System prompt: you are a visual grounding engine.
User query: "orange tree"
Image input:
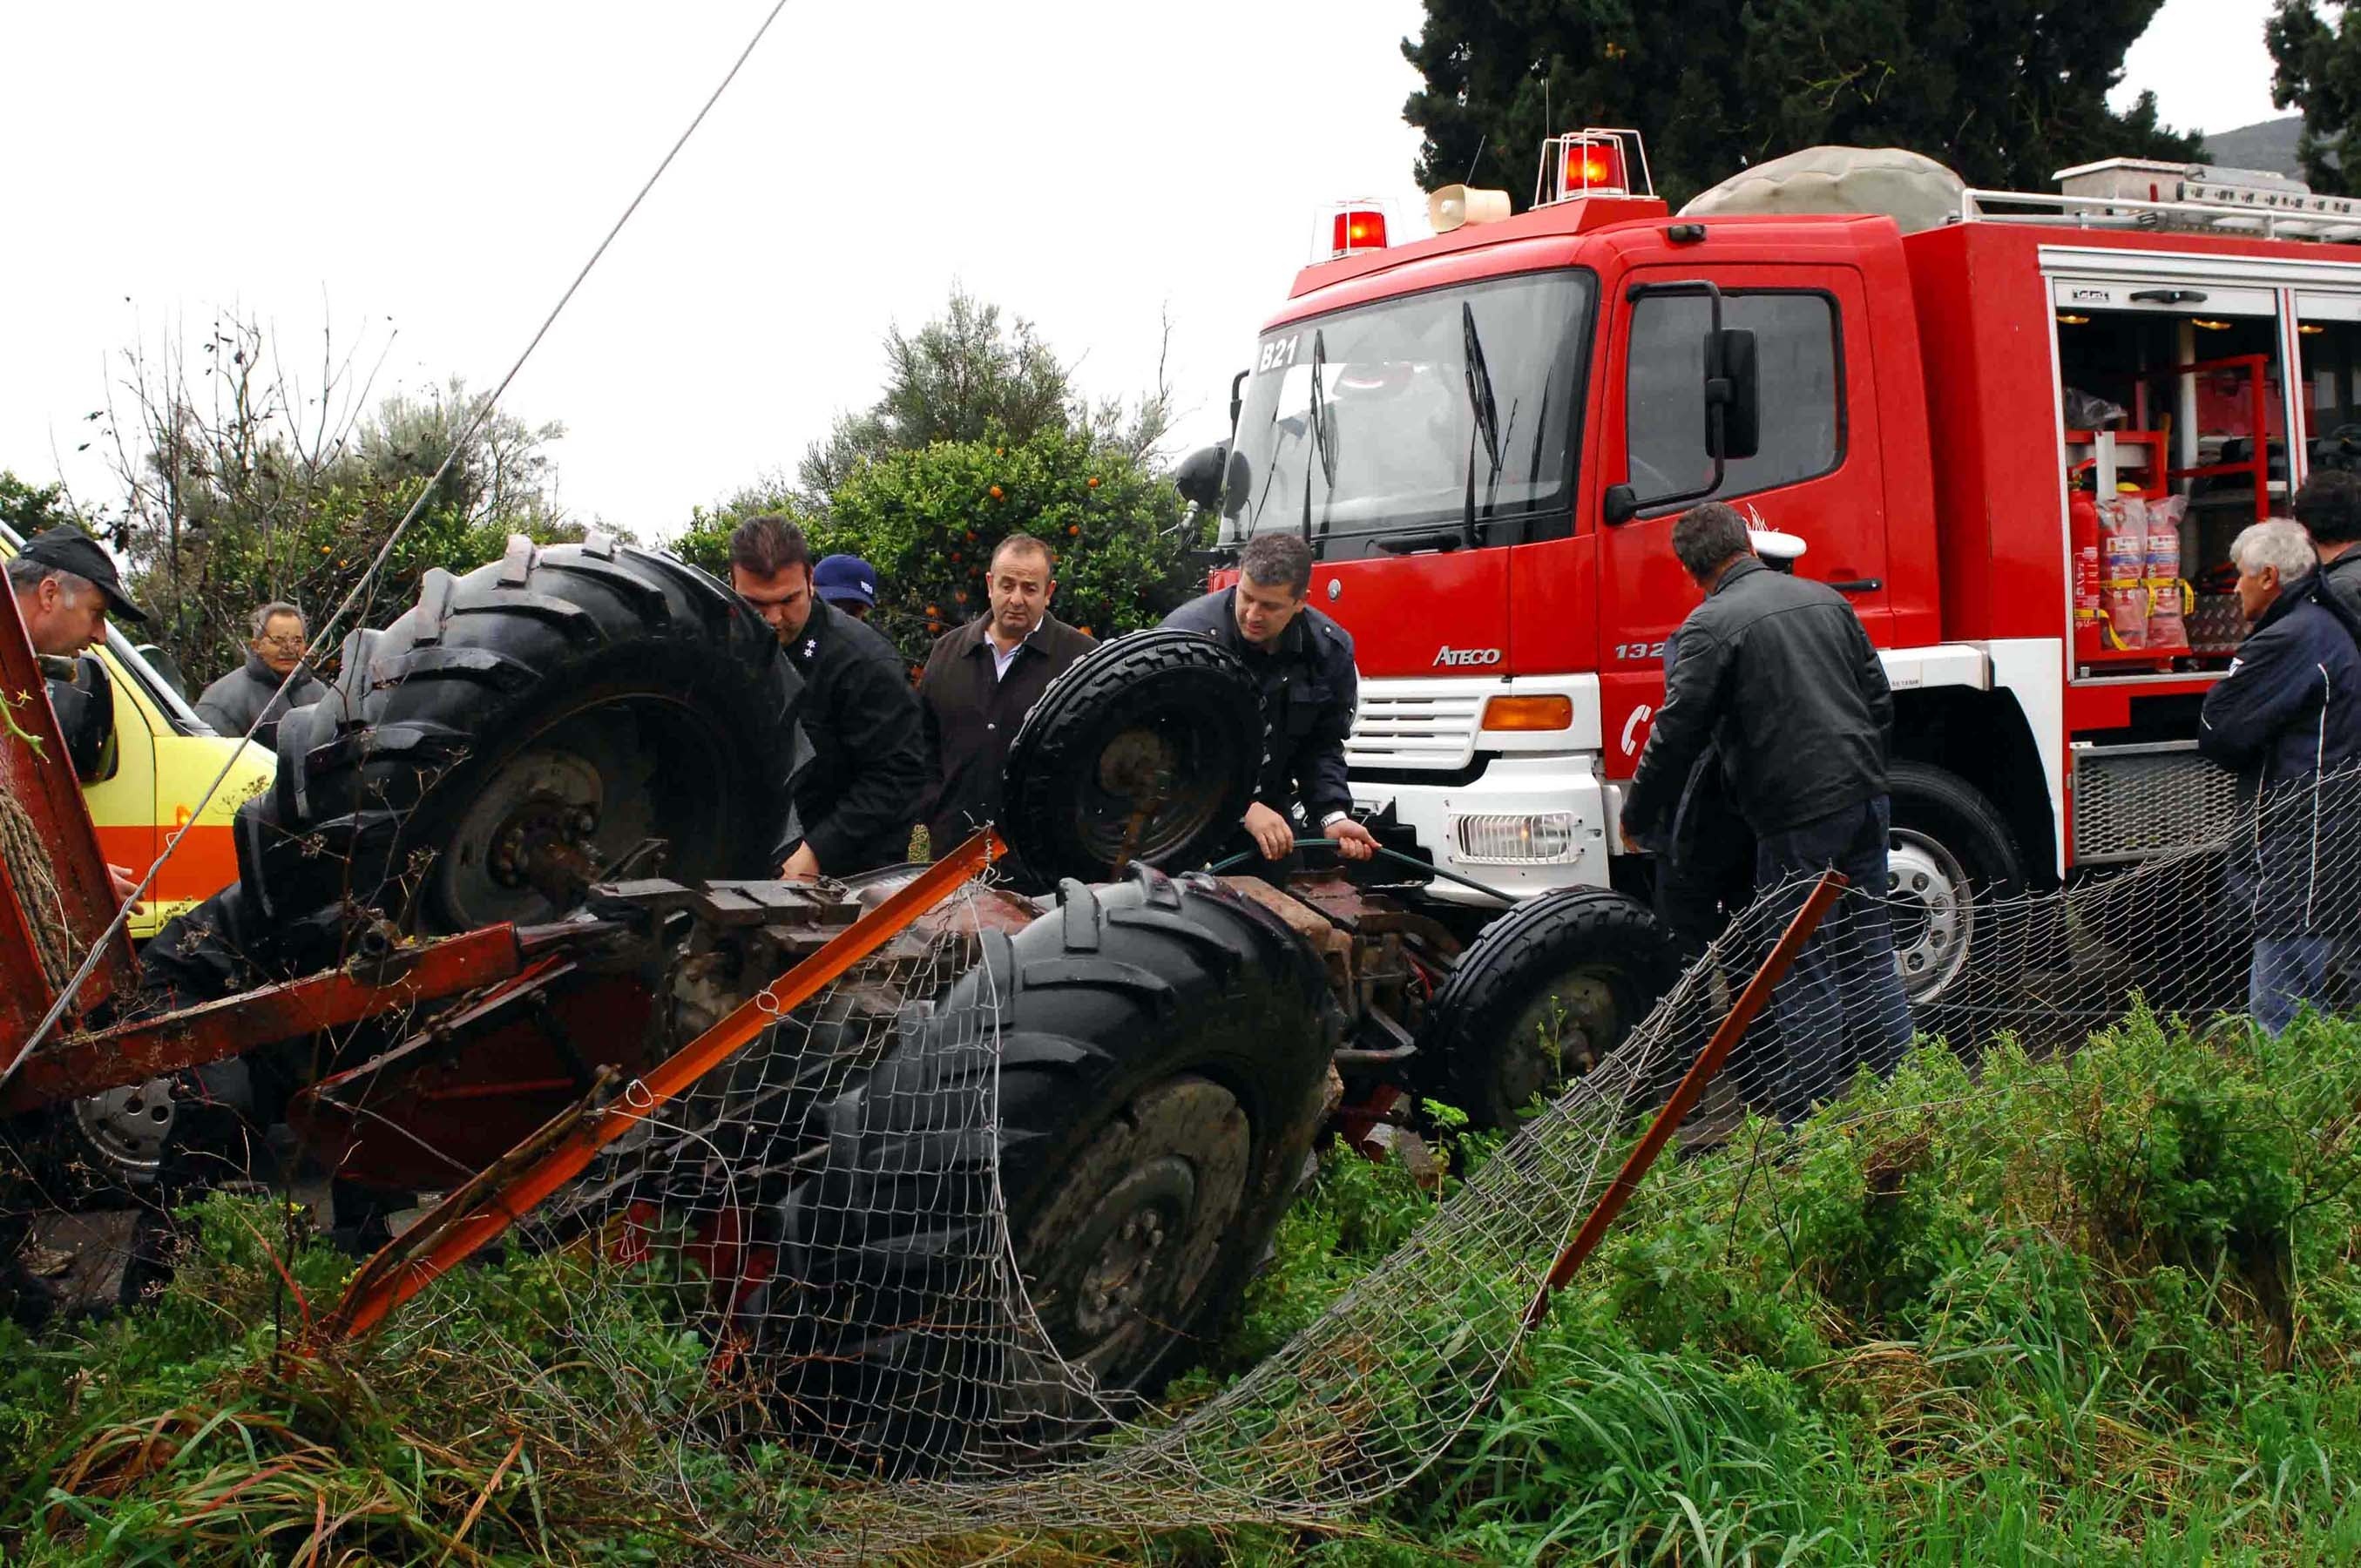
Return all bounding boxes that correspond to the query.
[677,427,1211,668]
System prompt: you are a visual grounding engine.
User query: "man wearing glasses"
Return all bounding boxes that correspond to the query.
[195,601,326,749]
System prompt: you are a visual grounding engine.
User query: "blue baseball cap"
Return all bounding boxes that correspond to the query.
[812,554,879,609]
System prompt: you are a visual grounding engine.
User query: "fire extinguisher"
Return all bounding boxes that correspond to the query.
[2071,482,2103,661]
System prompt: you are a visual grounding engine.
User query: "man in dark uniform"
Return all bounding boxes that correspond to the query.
[1162,532,1379,866]
[727,515,929,878]
[917,532,1094,880]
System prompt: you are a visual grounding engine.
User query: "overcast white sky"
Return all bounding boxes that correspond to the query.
[0,0,2294,544]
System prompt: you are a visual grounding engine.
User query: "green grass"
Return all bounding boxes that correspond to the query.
[0,1199,829,1565]
[10,1009,2361,1563]
[1171,1007,2361,1565]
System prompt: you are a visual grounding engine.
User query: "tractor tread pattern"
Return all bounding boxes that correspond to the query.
[234,537,795,928]
[1420,887,1681,1128]
[757,869,1335,1470]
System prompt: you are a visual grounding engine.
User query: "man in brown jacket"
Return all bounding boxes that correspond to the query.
[917,533,1094,881]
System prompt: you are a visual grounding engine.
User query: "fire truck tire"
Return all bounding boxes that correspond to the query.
[1884,762,2023,1006]
[999,630,1262,883]
[1421,887,1685,1130]
[749,863,1335,1472]
[235,534,798,934]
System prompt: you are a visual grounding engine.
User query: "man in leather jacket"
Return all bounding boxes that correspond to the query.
[1620,502,1911,1122]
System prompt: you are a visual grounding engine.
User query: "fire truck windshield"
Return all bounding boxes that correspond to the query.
[1220,271,1593,558]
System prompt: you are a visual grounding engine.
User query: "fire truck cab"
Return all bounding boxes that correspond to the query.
[1190,133,2361,996]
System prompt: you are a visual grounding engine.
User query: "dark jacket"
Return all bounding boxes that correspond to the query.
[2198,579,2361,938]
[1641,631,1755,951]
[1622,556,1891,840]
[917,612,1095,853]
[1161,587,1359,822]
[2316,547,2361,646]
[42,654,115,783]
[773,596,930,875]
[193,652,326,749]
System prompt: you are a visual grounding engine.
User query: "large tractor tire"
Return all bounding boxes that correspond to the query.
[748,864,1337,1472]
[1000,630,1262,884]
[1884,761,2024,1007]
[237,532,800,934]
[1421,888,1684,1130]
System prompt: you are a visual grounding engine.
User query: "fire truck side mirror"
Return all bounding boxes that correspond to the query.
[1707,328,1760,462]
[1603,483,1641,524]
[1175,443,1230,511]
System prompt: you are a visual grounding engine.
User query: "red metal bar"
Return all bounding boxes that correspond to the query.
[0,923,526,1114]
[0,584,137,1053]
[2159,353,2272,524]
[1521,870,1847,1329]
[321,829,1004,1342]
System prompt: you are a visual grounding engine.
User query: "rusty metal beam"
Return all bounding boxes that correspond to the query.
[321,829,1005,1342]
[0,923,527,1114]
[0,587,136,1055]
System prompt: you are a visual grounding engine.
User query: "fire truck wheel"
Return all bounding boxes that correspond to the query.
[1422,888,1685,1130]
[999,631,1262,884]
[235,534,799,935]
[748,863,1336,1473]
[1884,762,2023,1005]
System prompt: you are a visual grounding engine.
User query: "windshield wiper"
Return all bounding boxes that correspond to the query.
[1302,328,1335,548]
[1460,302,1502,547]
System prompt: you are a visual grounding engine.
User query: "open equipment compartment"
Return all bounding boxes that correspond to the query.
[2055,285,2282,675]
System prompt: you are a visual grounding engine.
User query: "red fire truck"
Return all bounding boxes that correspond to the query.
[1184,131,2361,1001]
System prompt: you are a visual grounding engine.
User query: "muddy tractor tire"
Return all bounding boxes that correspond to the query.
[752,863,1336,1471]
[1421,888,1684,1130]
[1885,761,2025,1007]
[237,533,800,934]
[999,630,1262,884]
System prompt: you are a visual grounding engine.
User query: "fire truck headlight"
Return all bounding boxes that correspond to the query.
[1454,812,1580,864]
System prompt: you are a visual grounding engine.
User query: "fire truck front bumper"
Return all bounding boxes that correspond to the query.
[1350,753,1614,904]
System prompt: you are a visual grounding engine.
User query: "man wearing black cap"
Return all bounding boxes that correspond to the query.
[8,526,150,904]
[7,526,145,780]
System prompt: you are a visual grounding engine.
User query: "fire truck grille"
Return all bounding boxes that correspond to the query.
[1346,686,1488,771]
[2072,744,2240,865]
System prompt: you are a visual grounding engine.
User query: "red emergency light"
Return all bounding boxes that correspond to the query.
[1329,206,1388,257]
[1535,129,1651,207]
[1559,136,1627,197]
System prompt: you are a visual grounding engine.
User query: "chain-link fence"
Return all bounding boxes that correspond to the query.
[10,758,2359,1562]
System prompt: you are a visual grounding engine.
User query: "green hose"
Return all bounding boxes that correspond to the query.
[1205,837,1517,904]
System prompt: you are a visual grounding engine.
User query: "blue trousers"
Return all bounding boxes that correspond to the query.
[1740,796,1916,1124]
[2249,936,2350,1034]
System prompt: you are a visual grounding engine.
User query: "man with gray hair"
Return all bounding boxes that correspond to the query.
[1620,501,1910,1123]
[194,600,325,750]
[9,526,150,901]
[8,525,147,780]
[2200,517,2361,1032]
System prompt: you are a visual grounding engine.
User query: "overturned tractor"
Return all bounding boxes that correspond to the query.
[2,535,1685,1470]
